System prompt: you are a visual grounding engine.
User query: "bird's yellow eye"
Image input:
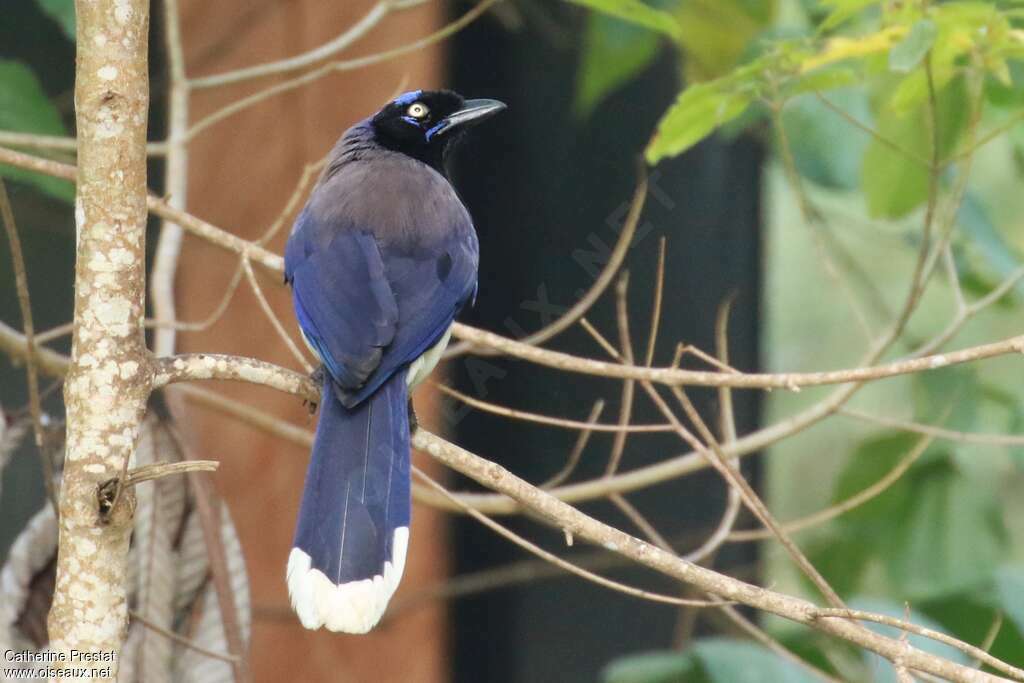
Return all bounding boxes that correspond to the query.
[407,103,429,119]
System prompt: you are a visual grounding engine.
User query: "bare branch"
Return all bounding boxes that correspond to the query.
[185,0,501,141]
[682,299,742,564]
[190,1,404,89]
[241,257,314,373]
[411,428,1014,682]
[605,273,636,475]
[151,0,190,358]
[130,609,239,664]
[413,467,729,609]
[123,460,219,486]
[0,130,166,155]
[446,164,647,358]
[814,609,1024,681]
[3,145,1021,392]
[541,401,604,488]
[152,353,317,401]
[0,178,58,514]
[435,383,670,433]
[839,408,1024,446]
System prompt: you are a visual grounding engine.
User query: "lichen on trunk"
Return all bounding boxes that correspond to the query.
[47,0,152,678]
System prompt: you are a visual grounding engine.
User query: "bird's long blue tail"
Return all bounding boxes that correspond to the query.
[287,371,411,633]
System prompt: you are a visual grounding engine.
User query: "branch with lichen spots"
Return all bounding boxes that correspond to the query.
[153,353,317,401]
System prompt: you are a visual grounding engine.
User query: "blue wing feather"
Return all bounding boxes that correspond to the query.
[286,206,477,407]
[287,213,399,393]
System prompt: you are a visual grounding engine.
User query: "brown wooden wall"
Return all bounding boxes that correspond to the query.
[175,2,451,680]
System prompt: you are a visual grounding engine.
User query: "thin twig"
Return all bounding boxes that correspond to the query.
[644,237,667,367]
[0,177,58,514]
[670,383,847,609]
[584,313,850,609]
[241,257,314,372]
[186,0,501,142]
[682,298,742,564]
[435,383,671,433]
[814,92,930,168]
[839,408,1024,446]
[166,424,251,683]
[258,158,328,246]
[542,401,604,488]
[189,0,406,89]
[727,433,932,542]
[413,467,731,609]
[719,605,844,683]
[4,145,1022,392]
[412,428,1015,682]
[974,613,1004,670]
[609,493,674,552]
[446,162,647,358]
[129,610,239,664]
[35,263,246,344]
[605,273,636,475]
[0,130,166,155]
[772,88,874,342]
[151,0,190,359]
[123,460,219,486]
[814,609,1024,681]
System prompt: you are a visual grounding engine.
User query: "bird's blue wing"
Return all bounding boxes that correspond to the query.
[286,213,399,393]
[345,234,478,405]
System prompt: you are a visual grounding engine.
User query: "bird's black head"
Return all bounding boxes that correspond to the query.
[371,90,506,173]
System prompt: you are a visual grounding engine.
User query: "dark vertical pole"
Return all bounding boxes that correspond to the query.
[447,6,764,682]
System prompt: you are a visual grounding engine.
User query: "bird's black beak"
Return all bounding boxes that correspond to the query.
[428,99,506,139]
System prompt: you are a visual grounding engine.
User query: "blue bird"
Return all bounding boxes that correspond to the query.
[284,90,505,633]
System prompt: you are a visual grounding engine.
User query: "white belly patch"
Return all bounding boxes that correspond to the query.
[406,326,453,388]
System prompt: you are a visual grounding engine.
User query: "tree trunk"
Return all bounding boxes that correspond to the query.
[47,0,151,678]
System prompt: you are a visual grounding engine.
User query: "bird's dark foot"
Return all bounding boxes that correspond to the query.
[304,366,326,415]
[408,399,419,433]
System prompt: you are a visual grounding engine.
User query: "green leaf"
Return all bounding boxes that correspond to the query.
[886,458,1006,599]
[888,19,937,73]
[957,194,1024,301]
[801,24,907,72]
[566,0,682,43]
[575,14,662,117]
[35,0,76,41]
[646,81,752,163]
[783,65,858,97]
[862,77,967,218]
[860,106,929,218]
[824,431,1006,599]
[805,433,921,597]
[982,386,1024,467]
[601,651,698,683]
[850,597,970,683]
[0,60,74,202]
[834,433,920,526]
[818,0,884,31]
[781,87,868,189]
[994,566,1024,636]
[911,365,977,433]
[693,639,819,683]
[674,0,777,82]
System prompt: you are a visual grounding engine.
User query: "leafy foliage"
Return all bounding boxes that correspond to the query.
[575,14,663,116]
[601,639,821,683]
[35,0,75,41]
[576,0,1024,679]
[0,60,73,202]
